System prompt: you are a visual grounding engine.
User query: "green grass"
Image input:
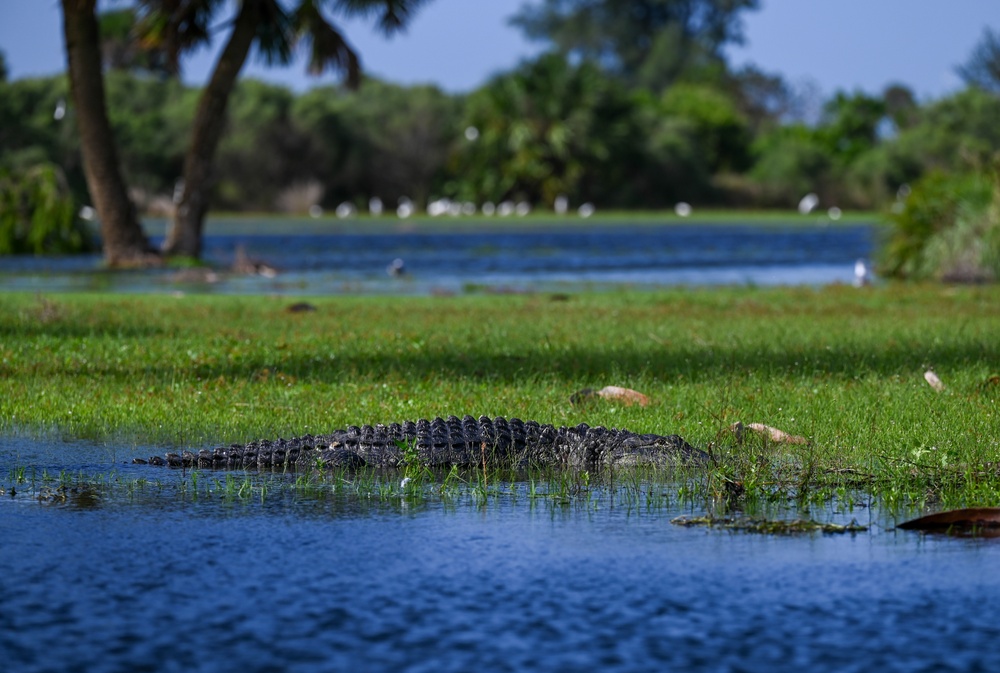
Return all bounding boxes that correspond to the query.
[137,208,880,237]
[1,284,998,509]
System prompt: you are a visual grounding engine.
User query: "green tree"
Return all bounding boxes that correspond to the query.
[630,93,709,205]
[0,163,94,255]
[452,53,637,206]
[104,72,195,199]
[726,64,794,133]
[658,83,750,173]
[351,80,458,205]
[816,91,887,167]
[0,76,72,170]
[510,0,759,91]
[842,86,1000,209]
[213,79,319,210]
[748,124,831,207]
[882,83,918,131]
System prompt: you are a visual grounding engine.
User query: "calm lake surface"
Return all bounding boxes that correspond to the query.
[2,436,999,673]
[0,218,877,295]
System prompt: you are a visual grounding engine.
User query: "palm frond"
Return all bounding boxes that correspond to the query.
[134,0,224,75]
[253,0,295,66]
[295,1,361,87]
[332,0,428,36]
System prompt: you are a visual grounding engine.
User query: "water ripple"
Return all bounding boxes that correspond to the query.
[3,485,1000,672]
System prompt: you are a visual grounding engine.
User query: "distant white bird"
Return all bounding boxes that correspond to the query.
[853,259,870,287]
[427,198,450,217]
[369,197,383,216]
[674,202,692,217]
[578,203,595,218]
[397,197,414,219]
[798,193,819,215]
[387,258,406,277]
[827,207,842,221]
[554,195,569,215]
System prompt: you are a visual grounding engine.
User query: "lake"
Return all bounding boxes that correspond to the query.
[2,436,999,673]
[0,217,877,295]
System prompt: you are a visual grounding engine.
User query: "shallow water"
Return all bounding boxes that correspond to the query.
[0,219,876,295]
[3,437,999,673]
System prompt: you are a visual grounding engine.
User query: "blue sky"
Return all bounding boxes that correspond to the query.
[1,1,998,101]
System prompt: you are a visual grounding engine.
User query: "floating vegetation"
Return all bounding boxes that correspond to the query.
[670,515,868,535]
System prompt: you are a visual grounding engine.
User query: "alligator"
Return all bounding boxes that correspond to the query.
[133,415,707,471]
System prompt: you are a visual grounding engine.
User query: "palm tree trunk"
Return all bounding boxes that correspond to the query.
[61,0,155,267]
[162,0,262,258]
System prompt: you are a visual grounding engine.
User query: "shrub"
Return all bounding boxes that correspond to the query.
[0,162,95,254]
[879,170,999,281]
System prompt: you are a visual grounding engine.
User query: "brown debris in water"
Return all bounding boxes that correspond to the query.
[671,515,867,535]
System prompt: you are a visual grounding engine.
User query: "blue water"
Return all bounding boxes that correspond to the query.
[2,436,998,673]
[0,220,877,294]
[2,476,998,673]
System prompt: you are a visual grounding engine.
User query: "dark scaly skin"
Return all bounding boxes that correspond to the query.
[134,415,708,471]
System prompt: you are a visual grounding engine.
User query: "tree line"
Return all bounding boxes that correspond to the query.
[2,0,1000,279]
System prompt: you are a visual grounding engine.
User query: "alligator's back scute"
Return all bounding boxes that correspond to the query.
[136,415,708,471]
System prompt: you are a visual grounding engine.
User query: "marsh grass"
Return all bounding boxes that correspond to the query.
[1,285,998,509]
[0,460,704,517]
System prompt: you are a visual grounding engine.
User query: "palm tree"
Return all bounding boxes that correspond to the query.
[61,0,155,267]
[136,0,428,258]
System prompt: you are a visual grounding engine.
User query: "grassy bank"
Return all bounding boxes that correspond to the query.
[1,285,997,507]
[137,209,880,237]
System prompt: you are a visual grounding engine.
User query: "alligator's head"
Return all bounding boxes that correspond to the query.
[609,433,708,467]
